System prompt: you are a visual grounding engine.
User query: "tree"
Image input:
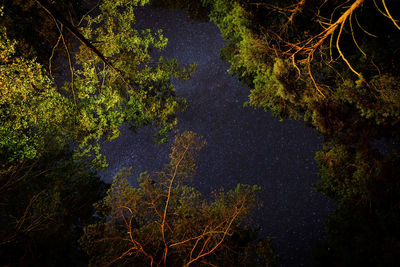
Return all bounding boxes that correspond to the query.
[0,26,73,162]
[203,0,400,131]
[0,0,79,63]
[80,131,276,266]
[1,0,195,265]
[200,0,400,265]
[0,148,107,266]
[1,0,196,167]
[313,139,400,266]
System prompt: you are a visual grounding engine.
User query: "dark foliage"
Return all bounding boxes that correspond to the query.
[0,149,107,266]
[2,0,400,265]
[199,0,400,265]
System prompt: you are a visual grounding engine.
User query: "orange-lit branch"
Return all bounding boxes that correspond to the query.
[273,0,365,96]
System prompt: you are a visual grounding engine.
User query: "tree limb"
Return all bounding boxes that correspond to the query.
[35,0,133,90]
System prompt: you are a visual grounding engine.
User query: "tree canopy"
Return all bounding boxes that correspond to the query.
[198,0,400,265]
[1,0,400,265]
[80,131,276,267]
[1,0,196,166]
[0,0,195,265]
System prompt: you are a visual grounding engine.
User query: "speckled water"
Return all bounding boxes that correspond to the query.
[100,7,334,266]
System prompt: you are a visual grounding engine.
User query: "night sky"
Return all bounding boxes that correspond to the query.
[100,7,334,266]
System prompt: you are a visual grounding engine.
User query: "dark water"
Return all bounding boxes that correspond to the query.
[100,8,334,266]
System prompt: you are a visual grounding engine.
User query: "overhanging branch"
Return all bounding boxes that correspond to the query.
[35,0,133,90]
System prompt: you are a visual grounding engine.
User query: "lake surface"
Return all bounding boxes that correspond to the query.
[100,7,334,266]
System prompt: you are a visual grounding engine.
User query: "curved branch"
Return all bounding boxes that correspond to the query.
[381,0,400,30]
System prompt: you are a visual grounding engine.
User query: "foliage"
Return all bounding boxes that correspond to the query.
[205,0,400,133]
[0,0,81,62]
[0,27,71,161]
[0,5,108,265]
[69,0,196,164]
[203,0,400,265]
[1,0,196,167]
[2,0,400,265]
[0,149,107,266]
[313,140,400,266]
[1,0,197,265]
[315,140,400,205]
[80,131,276,266]
[312,134,400,266]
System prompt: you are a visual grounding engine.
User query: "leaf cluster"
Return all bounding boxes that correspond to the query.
[0,27,72,161]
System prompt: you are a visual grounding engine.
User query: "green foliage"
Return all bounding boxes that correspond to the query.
[206,1,313,120]
[2,0,400,264]
[1,0,196,166]
[247,58,305,119]
[205,0,400,265]
[1,0,198,265]
[343,74,400,125]
[314,145,400,266]
[0,27,71,161]
[206,0,400,136]
[314,141,399,204]
[80,132,276,266]
[0,0,79,62]
[69,0,196,162]
[1,14,108,265]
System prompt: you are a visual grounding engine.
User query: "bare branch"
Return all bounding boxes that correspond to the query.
[161,143,190,266]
